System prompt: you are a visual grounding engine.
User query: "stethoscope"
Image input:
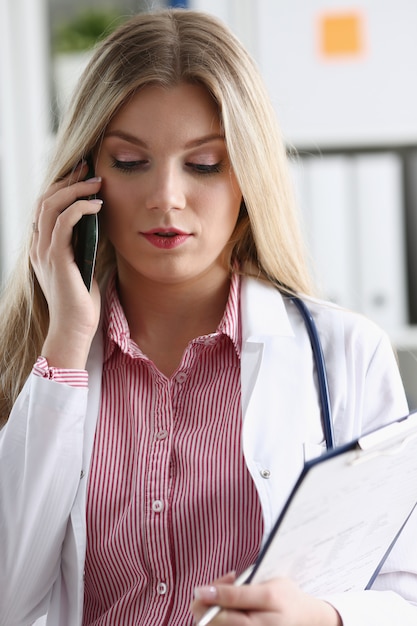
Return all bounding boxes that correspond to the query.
[290,296,335,451]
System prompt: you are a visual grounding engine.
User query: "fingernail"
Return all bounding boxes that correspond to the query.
[89,198,103,205]
[194,586,218,601]
[86,176,101,183]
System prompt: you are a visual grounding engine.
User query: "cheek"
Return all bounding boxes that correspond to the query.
[215,185,242,231]
[203,175,241,215]
[202,198,240,249]
[100,182,132,230]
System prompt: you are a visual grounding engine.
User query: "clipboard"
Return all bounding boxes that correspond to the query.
[247,410,417,594]
[197,411,417,625]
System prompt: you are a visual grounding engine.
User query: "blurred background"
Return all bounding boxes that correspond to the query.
[2,0,417,405]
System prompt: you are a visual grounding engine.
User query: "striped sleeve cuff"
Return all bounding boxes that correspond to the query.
[33,356,89,388]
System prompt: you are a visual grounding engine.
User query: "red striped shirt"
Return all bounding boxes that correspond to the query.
[82,272,263,625]
[33,356,88,387]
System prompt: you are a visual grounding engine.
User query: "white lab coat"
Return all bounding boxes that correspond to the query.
[1,276,416,626]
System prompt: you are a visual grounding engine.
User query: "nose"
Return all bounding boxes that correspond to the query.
[144,163,186,212]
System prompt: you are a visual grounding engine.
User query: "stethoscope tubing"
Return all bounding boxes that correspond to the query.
[290,297,335,450]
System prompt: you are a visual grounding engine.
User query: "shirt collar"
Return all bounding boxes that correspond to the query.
[103,271,242,363]
[103,272,132,362]
[217,271,241,356]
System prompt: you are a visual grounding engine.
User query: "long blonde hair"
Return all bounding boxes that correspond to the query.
[0,8,314,422]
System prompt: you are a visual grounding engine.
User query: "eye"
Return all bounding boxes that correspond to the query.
[111,158,148,173]
[187,162,223,175]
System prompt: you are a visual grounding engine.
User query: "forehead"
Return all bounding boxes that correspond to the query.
[107,83,222,138]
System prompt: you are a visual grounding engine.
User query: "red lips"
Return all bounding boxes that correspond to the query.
[141,228,191,249]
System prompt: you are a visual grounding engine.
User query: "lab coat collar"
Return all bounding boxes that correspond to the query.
[241,275,294,341]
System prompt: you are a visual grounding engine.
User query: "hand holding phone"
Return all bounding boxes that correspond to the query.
[72,160,100,291]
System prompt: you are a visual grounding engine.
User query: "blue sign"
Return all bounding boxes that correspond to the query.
[168,0,189,6]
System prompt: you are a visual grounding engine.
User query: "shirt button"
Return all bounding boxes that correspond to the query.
[260,469,271,479]
[152,500,164,513]
[175,372,187,383]
[155,430,169,441]
[157,582,167,595]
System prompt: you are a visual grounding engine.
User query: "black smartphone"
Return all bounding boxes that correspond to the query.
[72,159,99,291]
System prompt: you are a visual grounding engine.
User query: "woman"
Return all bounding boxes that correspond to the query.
[0,9,416,626]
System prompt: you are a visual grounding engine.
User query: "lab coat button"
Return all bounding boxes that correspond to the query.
[260,469,271,479]
[80,470,85,479]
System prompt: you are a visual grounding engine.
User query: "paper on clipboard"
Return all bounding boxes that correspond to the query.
[247,411,417,595]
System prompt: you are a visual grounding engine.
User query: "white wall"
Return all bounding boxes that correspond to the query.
[256,0,417,148]
[0,0,52,283]
[189,0,258,58]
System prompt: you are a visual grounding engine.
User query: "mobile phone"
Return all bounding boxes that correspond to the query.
[72,159,99,291]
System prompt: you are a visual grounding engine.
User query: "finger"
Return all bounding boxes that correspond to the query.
[41,197,102,252]
[38,176,102,222]
[193,572,236,606]
[33,177,102,249]
[30,198,102,274]
[52,198,102,244]
[191,573,236,622]
[33,161,98,226]
[196,579,287,613]
[194,572,236,602]
[192,583,276,626]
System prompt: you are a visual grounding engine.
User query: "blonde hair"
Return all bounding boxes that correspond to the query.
[0,8,314,422]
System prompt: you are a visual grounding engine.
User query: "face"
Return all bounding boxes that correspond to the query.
[96,82,242,289]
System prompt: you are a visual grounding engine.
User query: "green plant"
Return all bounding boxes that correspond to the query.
[53,9,127,54]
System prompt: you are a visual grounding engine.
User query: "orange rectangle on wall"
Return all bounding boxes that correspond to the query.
[320,12,364,57]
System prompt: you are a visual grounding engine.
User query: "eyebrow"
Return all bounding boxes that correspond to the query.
[104,130,225,148]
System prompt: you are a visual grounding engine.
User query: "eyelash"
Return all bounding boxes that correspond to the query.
[111,159,146,173]
[188,162,223,175]
[110,159,223,176]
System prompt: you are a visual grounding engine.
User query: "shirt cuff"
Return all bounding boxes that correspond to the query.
[33,356,89,388]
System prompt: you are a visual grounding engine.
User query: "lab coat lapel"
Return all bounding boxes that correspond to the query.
[240,277,293,415]
[60,328,103,624]
[240,277,320,532]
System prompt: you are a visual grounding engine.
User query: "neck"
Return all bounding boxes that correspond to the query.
[115,267,232,376]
